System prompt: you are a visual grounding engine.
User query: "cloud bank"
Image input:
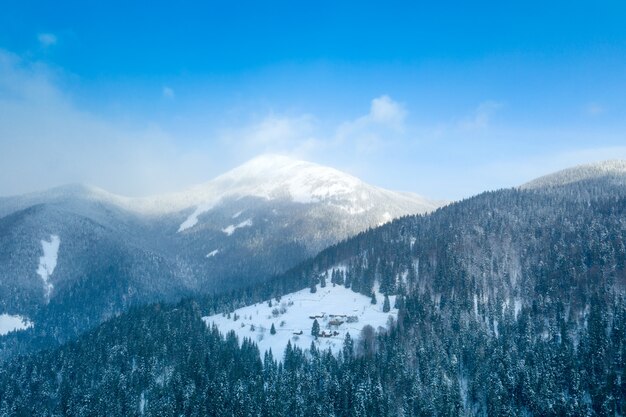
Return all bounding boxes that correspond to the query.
[0,50,411,197]
[0,48,623,201]
[0,50,215,196]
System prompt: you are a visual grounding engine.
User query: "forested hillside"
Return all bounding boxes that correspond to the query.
[0,155,438,360]
[1,175,624,416]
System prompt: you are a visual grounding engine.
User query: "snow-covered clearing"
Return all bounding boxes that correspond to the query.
[0,314,33,336]
[222,218,253,236]
[37,234,60,301]
[203,282,397,359]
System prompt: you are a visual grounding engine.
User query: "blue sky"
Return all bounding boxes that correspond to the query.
[1,1,625,199]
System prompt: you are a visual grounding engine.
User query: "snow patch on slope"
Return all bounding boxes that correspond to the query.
[0,314,33,336]
[178,201,219,232]
[36,234,60,301]
[222,218,253,236]
[203,282,397,360]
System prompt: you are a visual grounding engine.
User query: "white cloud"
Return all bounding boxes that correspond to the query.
[0,52,411,197]
[218,114,321,159]
[245,115,314,147]
[339,95,407,134]
[460,100,502,130]
[334,95,408,153]
[0,50,219,197]
[224,95,408,159]
[368,95,407,129]
[37,33,57,47]
[162,86,175,99]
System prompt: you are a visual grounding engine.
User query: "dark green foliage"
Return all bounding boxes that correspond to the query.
[383,295,390,313]
[311,319,320,338]
[1,179,625,415]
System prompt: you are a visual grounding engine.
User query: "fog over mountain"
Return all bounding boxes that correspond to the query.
[0,154,441,357]
[1,160,624,416]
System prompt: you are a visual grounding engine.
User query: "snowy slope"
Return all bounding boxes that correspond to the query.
[36,234,60,302]
[522,160,626,189]
[203,278,397,359]
[0,154,435,358]
[0,314,33,336]
[174,154,441,232]
[0,154,442,228]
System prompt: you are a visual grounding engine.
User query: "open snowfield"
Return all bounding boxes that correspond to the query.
[37,234,60,301]
[0,314,33,336]
[203,280,397,359]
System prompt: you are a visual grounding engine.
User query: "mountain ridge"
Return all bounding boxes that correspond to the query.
[521,159,626,189]
[0,154,443,359]
[1,161,623,415]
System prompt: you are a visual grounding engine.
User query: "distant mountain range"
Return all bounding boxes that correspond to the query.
[0,154,441,356]
[1,159,624,415]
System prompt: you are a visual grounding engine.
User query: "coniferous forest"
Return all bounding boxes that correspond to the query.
[2,2,626,415]
[0,177,624,416]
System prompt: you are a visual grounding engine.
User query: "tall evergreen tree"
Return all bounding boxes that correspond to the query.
[383,294,391,312]
[311,319,320,339]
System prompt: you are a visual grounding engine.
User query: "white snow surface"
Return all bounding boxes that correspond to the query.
[206,249,219,258]
[222,218,253,236]
[0,314,33,336]
[173,155,440,232]
[177,200,219,232]
[139,392,146,415]
[203,280,397,360]
[379,211,392,225]
[1,154,441,232]
[36,234,60,301]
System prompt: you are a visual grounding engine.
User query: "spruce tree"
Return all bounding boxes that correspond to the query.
[270,323,276,335]
[311,319,320,338]
[337,270,344,285]
[343,332,354,362]
[383,295,391,312]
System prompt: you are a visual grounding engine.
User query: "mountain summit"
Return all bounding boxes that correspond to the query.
[0,154,442,357]
[172,154,440,231]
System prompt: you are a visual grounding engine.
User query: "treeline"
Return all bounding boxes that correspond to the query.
[0,283,623,416]
[1,179,625,415]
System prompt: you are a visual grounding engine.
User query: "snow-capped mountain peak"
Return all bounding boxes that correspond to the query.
[0,154,442,233]
[211,154,363,203]
[175,154,440,232]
